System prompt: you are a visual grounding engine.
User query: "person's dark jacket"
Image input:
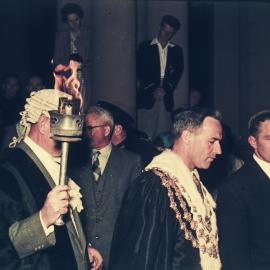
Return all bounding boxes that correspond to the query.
[109,170,201,270]
[137,40,184,112]
[217,158,270,270]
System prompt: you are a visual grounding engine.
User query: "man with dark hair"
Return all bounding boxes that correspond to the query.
[109,107,222,270]
[61,3,84,23]
[217,109,270,270]
[137,14,184,139]
[71,106,143,269]
[161,14,181,32]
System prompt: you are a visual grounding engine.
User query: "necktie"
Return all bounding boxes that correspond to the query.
[92,151,101,181]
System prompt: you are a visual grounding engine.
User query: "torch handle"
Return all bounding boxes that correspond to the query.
[59,142,69,185]
[55,141,70,226]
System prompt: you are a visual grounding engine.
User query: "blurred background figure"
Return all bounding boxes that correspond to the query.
[54,2,91,111]
[137,15,184,140]
[189,88,203,107]
[0,73,24,153]
[25,74,46,97]
[153,131,174,152]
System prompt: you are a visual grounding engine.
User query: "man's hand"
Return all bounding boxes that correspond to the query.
[88,246,103,270]
[153,87,165,101]
[40,185,70,228]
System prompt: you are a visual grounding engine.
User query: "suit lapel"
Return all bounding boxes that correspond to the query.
[18,142,55,188]
[165,46,173,77]
[249,158,270,186]
[98,146,120,208]
[153,44,161,77]
[86,164,100,208]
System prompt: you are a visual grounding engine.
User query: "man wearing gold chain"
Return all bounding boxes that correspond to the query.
[109,107,222,270]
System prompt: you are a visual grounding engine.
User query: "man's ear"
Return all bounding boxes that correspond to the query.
[38,114,50,134]
[182,129,192,144]
[114,124,123,136]
[248,135,257,150]
[104,125,112,137]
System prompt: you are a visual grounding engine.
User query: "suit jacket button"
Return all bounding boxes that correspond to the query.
[95,235,100,240]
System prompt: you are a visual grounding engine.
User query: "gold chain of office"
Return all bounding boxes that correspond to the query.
[153,168,219,259]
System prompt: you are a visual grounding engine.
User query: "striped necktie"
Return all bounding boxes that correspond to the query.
[92,151,101,181]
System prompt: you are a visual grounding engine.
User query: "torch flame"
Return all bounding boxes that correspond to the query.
[53,59,84,111]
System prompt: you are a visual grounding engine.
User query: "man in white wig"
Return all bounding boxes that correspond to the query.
[109,107,223,270]
[0,89,102,270]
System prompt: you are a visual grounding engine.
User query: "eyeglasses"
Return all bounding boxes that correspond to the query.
[85,124,107,131]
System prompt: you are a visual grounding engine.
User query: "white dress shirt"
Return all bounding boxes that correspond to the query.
[150,37,175,79]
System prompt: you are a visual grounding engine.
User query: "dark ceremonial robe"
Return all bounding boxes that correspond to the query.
[137,40,184,112]
[0,143,89,270]
[217,158,270,270]
[109,170,201,270]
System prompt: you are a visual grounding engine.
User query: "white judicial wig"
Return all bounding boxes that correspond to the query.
[9,89,71,147]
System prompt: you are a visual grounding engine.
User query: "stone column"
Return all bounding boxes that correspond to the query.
[91,0,136,117]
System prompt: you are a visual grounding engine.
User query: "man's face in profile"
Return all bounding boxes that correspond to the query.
[188,117,222,169]
[248,119,270,163]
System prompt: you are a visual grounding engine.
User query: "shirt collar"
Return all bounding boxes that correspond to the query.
[93,143,112,158]
[24,136,55,162]
[150,37,175,48]
[253,154,270,178]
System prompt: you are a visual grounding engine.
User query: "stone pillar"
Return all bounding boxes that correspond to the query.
[214,2,240,135]
[136,1,189,109]
[91,0,136,117]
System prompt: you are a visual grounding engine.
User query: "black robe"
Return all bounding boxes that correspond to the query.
[109,170,201,270]
[0,144,88,270]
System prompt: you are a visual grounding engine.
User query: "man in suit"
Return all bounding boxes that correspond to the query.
[0,89,102,270]
[109,107,223,270]
[217,109,270,270]
[72,105,143,269]
[137,15,184,139]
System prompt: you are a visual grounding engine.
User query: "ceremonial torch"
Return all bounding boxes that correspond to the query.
[50,55,84,225]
